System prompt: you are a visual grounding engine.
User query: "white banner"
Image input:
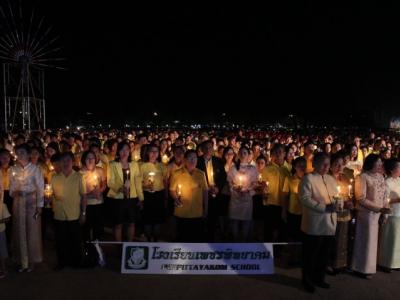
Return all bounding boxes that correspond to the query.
[121,243,274,275]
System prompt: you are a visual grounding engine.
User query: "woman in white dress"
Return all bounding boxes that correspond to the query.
[378,158,400,271]
[352,154,391,278]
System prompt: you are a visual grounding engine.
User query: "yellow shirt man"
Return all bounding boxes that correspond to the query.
[51,170,85,221]
[305,156,314,174]
[282,174,302,215]
[169,168,208,218]
[262,162,290,207]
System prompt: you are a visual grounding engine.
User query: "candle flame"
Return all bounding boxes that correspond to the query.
[337,186,341,194]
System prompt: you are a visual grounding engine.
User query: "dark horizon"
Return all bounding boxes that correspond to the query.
[3,1,400,127]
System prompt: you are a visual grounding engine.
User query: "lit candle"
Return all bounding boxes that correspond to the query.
[148,171,156,192]
[337,186,341,196]
[44,184,53,198]
[348,184,352,197]
[93,174,98,189]
[161,154,169,164]
[176,184,183,207]
[124,170,130,189]
[238,175,243,188]
[49,165,54,171]
[148,172,155,182]
[177,184,182,197]
[350,178,354,184]
[258,173,263,183]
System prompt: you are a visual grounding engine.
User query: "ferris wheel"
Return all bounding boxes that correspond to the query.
[0,0,65,132]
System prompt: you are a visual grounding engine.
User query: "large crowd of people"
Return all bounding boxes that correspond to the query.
[0,127,399,293]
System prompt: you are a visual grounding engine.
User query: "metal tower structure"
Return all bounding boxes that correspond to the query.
[0,0,64,132]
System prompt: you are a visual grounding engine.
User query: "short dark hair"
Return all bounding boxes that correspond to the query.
[362,154,381,172]
[291,156,306,175]
[15,143,31,154]
[384,158,399,176]
[50,152,61,163]
[312,152,330,167]
[46,141,60,154]
[60,151,74,161]
[172,144,185,154]
[200,140,213,151]
[270,143,285,156]
[330,152,344,166]
[184,149,197,159]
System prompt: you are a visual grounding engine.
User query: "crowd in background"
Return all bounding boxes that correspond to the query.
[0,128,399,293]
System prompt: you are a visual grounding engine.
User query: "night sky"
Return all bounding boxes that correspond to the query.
[8,1,400,126]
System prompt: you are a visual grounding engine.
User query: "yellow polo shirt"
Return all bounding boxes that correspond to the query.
[305,156,314,174]
[282,174,302,215]
[140,162,168,192]
[262,162,290,206]
[170,168,208,218]
[51,170,85,221]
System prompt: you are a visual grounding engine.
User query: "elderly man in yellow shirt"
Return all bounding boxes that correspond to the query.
[170,150,208,242]
[262,143,290,243]
[51,152,86,270]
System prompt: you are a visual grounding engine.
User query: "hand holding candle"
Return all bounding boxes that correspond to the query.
[124,170,130,197]
[237,174,243,192]
[380,198,393,214]
[175,184,183,207]
[44,184,53,208]
[335,185,344,211]
[93,174,98,189]
[348,184,352,198]
[44,184,53,198]
[148,172,156,192]
[161,154,169,164]
[258,173,263,184]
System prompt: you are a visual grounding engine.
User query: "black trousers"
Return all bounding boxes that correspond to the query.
[263,205,285,242]
[206,194,219,242]
[302,233,334,285]
[3,191,13,244]
[176,217,204,242]
[287,212,302,242]
[54,220,82,267]
[41,207,54,240]
[83,204,104,241]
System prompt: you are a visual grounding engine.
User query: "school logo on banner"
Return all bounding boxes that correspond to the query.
[125,246,149,270]
[121,243,274,275]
